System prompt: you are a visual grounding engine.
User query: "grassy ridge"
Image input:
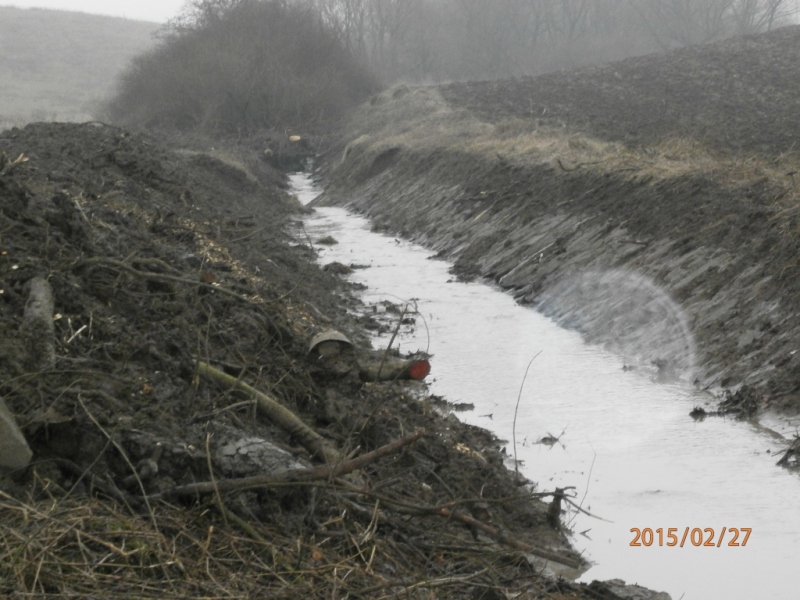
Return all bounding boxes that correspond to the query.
[0,7,158,128]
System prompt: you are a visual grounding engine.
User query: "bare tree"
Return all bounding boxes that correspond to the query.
[635,0,791,49]
[365,0,424,77]
[167,0,247,32]
[292,0,798,83]
[109,0,378,132]
[730,0,789,33]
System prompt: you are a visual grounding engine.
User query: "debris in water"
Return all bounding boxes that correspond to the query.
[689,406,708,421]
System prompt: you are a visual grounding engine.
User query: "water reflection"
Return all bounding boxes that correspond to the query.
[293,174,800,600]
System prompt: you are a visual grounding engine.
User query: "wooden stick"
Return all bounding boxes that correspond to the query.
[154,429,425,499]
[197,361,341,463]
[375,304,407,380]
[21,277,56,371]
[0,152,28,176]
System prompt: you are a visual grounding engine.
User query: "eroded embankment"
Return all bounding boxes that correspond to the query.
[319,86,800,417]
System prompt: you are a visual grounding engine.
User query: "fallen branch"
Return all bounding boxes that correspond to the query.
[562,495,613,522]
[76,256,302,307]
[0,151,28,176]
[197,361,341,463]
[152,429,425,499]
[0,396,33,470]
[533,485,612,524]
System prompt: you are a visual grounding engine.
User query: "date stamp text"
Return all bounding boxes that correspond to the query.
[630,527,751,547]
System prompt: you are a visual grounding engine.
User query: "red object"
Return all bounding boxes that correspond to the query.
[408,359,431,380]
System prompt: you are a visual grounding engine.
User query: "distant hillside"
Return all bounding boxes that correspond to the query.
[441,24,800,157]
[0,7,159,128]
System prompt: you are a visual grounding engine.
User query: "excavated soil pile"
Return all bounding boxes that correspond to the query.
[0,122,633,599]
[320,25,800,421]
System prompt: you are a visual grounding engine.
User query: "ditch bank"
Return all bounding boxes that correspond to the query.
[318,73,800,426]
[0,121,664,599]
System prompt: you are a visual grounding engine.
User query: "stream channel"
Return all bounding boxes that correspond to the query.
[290,172,800,599]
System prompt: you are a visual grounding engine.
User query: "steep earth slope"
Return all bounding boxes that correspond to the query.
[320,25,800,422]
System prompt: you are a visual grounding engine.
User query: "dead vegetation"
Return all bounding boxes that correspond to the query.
[347,85,800,215]
[105,0,379,134]
[340,24,800,215]
[0,121,606,598]
[0,486,585,599]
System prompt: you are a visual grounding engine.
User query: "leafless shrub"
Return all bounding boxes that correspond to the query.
[635,0,793,49]
[104,0,379,133]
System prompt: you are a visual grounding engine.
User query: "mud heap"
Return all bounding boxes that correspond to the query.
[0,122,649,599]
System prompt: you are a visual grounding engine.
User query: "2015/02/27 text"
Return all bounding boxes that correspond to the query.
[630,527,751,547]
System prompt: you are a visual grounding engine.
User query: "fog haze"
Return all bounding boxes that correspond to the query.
[1,0,184,22]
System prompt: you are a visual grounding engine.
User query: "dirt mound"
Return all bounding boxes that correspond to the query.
[0,122,627,599]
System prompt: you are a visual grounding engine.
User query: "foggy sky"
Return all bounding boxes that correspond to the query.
[3,0,798,27]
[2,0,185,22]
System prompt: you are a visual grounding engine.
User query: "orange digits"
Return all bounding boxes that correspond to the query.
[629,527,751,547]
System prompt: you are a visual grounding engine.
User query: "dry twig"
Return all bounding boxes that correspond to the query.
[153,429,425,499]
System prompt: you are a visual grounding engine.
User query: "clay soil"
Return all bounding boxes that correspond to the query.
[0,122,632,598]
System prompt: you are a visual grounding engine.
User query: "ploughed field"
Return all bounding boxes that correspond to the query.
[440,25,800,156]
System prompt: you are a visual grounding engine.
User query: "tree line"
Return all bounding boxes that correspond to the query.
[104,0,794,134]
[305,0,794,81]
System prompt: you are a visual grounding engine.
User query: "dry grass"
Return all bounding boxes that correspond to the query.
[0,487,384,599]
[173,149,262,187]
[0,481,550,599]
[346,86,800,211]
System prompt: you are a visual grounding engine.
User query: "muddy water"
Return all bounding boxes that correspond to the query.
[290,173,800,600]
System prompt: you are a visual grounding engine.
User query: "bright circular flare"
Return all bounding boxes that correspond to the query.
[538,269,697,381]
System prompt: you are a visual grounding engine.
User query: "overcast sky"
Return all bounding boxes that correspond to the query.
[4,0,799,26]
[2,1,186,22]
